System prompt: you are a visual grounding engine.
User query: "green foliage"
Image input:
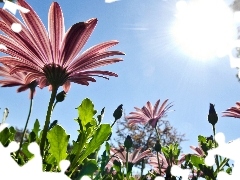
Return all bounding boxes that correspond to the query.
[47,124,69,168]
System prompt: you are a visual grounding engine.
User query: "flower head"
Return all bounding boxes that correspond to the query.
[148,153,184,176]
[126,99,173,128]
[222,102,240,118]
[0,64,38,99]
[105,146,152,170]
[0,0,124,92]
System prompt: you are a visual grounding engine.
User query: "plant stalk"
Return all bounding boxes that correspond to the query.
[16,96,33,158]
[40,86,58,156]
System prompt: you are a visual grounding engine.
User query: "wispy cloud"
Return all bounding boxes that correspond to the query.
[121,23,149,31]
[105,0,120,3]
[121,27,148,31]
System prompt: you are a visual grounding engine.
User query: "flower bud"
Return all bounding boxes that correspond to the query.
[208,103,218,126]
[56,91,66,102]
[154,140,161,152]
[124,135,133,150]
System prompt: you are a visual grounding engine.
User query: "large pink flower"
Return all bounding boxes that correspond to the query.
[126,99,173,128]
[222,102,240,118]
[0,64,37,99]
[0,0,124,92]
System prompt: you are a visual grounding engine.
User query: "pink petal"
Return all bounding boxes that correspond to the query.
[48,2,64,63]
[18,0,52,63]
[63,80,70,93]
[60,18,97,67]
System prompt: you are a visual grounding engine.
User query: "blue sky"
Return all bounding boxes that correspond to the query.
[1,0,240,168]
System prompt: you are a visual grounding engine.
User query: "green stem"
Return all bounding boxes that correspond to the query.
[155,127,162,176]
[16,96,33,158]
[213,125,220,172]
[126,150,129,179]
[156,152,162,176]
[40,85,58,156]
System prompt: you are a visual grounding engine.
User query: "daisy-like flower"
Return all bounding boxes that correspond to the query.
[149,153,185,176]
[105,146,152,170]
[148,153,168,175]
[0,64,37,99]
[222,102,240,118]
[0,0,124,93]
[126,99,173,128]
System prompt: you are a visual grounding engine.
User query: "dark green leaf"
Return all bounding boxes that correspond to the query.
[76,159,98,179]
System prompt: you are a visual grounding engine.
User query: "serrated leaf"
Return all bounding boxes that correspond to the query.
[77,98,97,130]
[47,125,69,166]
[77,124,111,164]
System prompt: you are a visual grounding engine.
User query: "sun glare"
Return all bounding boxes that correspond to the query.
[172,0,236,60]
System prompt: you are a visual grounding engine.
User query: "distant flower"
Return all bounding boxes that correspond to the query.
[0,0,124,93]
[148,153,168,175]
[222,102,240,118]
[126,99,173,128]
[190,144,205,157]
[149,153,185,176]
[105,146,152,170]
[0,64,38,99]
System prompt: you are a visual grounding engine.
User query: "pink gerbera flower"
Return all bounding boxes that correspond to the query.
[126,99,173,128]
[0,0,124,93]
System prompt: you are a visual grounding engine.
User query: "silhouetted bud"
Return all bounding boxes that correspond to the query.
[56,91,66,102]
[206,135,213,142]
[124,135,133,150]
[208,103,218,126]
[154,140,161,152]
[113,104,123,121]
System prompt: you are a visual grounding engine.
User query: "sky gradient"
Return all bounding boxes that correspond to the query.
[0,0,240,173]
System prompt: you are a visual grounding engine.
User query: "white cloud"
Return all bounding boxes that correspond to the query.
[105,0,120,3]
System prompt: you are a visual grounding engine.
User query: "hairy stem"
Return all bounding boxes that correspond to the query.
[40,86,58,156]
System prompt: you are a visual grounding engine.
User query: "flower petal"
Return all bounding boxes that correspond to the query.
[18,0,52,63]
[48,2,64,63]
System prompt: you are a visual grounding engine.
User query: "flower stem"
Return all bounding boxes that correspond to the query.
[155,127,161,142]
[40,86,58,156]
[126,149,129,178]
[155,127,162,176]
[16,96,33,158]
[213,125,220,172]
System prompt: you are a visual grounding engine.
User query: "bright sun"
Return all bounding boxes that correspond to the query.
[172,0,236,60]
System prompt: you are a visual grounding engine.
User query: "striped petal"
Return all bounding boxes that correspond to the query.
[18,0,52,63]
[48,2,64,63]
[60,18,97,66]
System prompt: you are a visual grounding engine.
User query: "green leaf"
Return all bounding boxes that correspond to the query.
[76,159,98,179]
[0,127,15,146]
[32,119,40,138]
[49,120,58,130]
[22,142,34,159]
[190,155,205,169]
[97,107,105,124]
[77,124,111,164]
[47,125,69,166]
[76,98,97,130]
